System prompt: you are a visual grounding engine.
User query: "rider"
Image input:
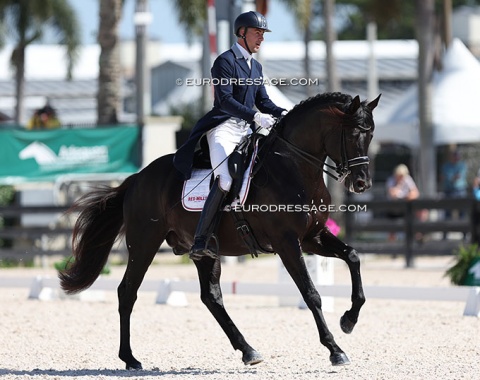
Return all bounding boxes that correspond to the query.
[173,11,287,261]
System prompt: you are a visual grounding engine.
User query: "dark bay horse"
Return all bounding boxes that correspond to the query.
[59,92,380,370]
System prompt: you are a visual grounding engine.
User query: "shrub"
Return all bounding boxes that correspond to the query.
[445,244,480,285]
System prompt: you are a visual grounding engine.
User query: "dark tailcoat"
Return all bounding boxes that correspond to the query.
[173,43,285,180]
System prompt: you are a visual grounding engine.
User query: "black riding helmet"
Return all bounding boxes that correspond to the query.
[233,11,271,37]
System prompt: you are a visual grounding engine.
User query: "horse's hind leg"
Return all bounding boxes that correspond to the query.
[193,257,263,365]
[117,226,164,370]
[304,228,366,334]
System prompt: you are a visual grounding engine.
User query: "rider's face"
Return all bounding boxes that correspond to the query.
[242,27,265,53]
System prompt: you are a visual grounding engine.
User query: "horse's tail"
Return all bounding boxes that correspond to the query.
[59,174,138,294]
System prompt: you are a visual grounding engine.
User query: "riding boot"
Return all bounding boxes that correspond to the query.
[190,177,227,261]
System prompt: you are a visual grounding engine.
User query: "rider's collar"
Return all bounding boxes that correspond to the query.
[233,42,252,62]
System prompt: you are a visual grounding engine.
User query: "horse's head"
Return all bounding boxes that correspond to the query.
[324,94,381,194]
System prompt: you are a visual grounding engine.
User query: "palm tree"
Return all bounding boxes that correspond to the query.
[279,0,316,97]
[416,0,436,196]
[173,0,206,42]
[172,0,208,112]
[97,0,123,125]
[323,0,340,92]
[0,0,80,125]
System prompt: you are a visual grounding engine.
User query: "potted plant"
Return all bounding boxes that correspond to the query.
[445,244,480,286]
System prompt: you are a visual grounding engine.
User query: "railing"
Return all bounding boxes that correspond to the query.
[3,199,480,266]
[344,197,480,267]
[0,205,72,260]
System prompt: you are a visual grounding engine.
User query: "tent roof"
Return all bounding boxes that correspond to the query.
[376,39,480,146]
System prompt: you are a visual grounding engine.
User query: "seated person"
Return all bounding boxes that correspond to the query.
[385,164,426,241]
[27,105,61,130]
[386,164,419,202]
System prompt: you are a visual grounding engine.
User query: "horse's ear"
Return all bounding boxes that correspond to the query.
[367,94,381,111]
[348,95,361,114]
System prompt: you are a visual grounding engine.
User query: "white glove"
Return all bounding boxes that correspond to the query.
[281,110,288,116]
[254,112,275,130]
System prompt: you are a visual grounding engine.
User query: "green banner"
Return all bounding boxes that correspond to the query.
[0,126,140,184]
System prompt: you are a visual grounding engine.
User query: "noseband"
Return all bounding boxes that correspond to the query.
[324,128,370,182]
[276,126,370,183]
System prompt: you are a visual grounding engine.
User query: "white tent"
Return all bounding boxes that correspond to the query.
[375,38,480,146]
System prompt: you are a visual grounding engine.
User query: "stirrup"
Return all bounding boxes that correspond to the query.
[189,234,219,261]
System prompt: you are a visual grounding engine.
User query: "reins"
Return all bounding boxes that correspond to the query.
[271,118,370,183]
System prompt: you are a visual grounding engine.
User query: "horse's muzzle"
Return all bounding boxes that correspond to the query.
[346,176,371,194]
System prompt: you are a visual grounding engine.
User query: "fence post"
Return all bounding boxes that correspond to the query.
[405,200,414,268]
[472,200,480,245]
[344,199,352,243]
[345,193,356,243]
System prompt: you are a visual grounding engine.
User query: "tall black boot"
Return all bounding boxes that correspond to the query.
[190,177,227,261]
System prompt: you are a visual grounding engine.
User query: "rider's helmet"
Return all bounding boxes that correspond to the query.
[234,11,271,37]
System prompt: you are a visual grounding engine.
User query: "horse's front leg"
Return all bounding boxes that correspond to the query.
[193,256,263,365]
[303,227,366,334]
[276,233,350,366]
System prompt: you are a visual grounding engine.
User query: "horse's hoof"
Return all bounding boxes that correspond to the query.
[340,313,356,334]
[126,361,143,370]
[329,352,350,366]
[243,350,263,365]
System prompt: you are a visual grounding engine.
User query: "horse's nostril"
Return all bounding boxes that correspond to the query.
[356,179,366,188]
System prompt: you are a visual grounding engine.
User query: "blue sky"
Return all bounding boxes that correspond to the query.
[68,0,301,44]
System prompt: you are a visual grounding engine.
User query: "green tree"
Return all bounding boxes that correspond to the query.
[172,0,209,112]
[335,0,480,40]
[97,0,123,125]
[173,0,206,42]
[0,0,80,125]
[0,185,15,249]
[279,0,316,96]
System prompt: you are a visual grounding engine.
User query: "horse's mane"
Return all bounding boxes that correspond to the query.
[288,92,353,115]
[278,92,371,130]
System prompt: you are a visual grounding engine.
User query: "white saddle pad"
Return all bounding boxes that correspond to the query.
[182,143,258,212]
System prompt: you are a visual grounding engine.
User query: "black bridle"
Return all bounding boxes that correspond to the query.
[273,124,370,183]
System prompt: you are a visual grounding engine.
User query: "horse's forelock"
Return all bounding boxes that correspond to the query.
[355,101,375,130]
[337,99,374,130]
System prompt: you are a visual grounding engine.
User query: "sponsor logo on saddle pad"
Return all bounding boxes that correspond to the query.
[181,145,258,212]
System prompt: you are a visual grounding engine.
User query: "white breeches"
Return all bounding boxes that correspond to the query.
[206,117,252,191]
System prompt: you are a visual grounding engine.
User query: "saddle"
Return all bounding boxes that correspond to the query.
[187,133,273,257]
[188,134,259,206]
[191,136,213,170]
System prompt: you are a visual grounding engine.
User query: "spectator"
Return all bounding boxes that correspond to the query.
[441,150,468,232]
[27,104,61,130]
[473,169,480,201]
[385,164,426,241]
[386,164,419,201]
[441,150,467,199]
